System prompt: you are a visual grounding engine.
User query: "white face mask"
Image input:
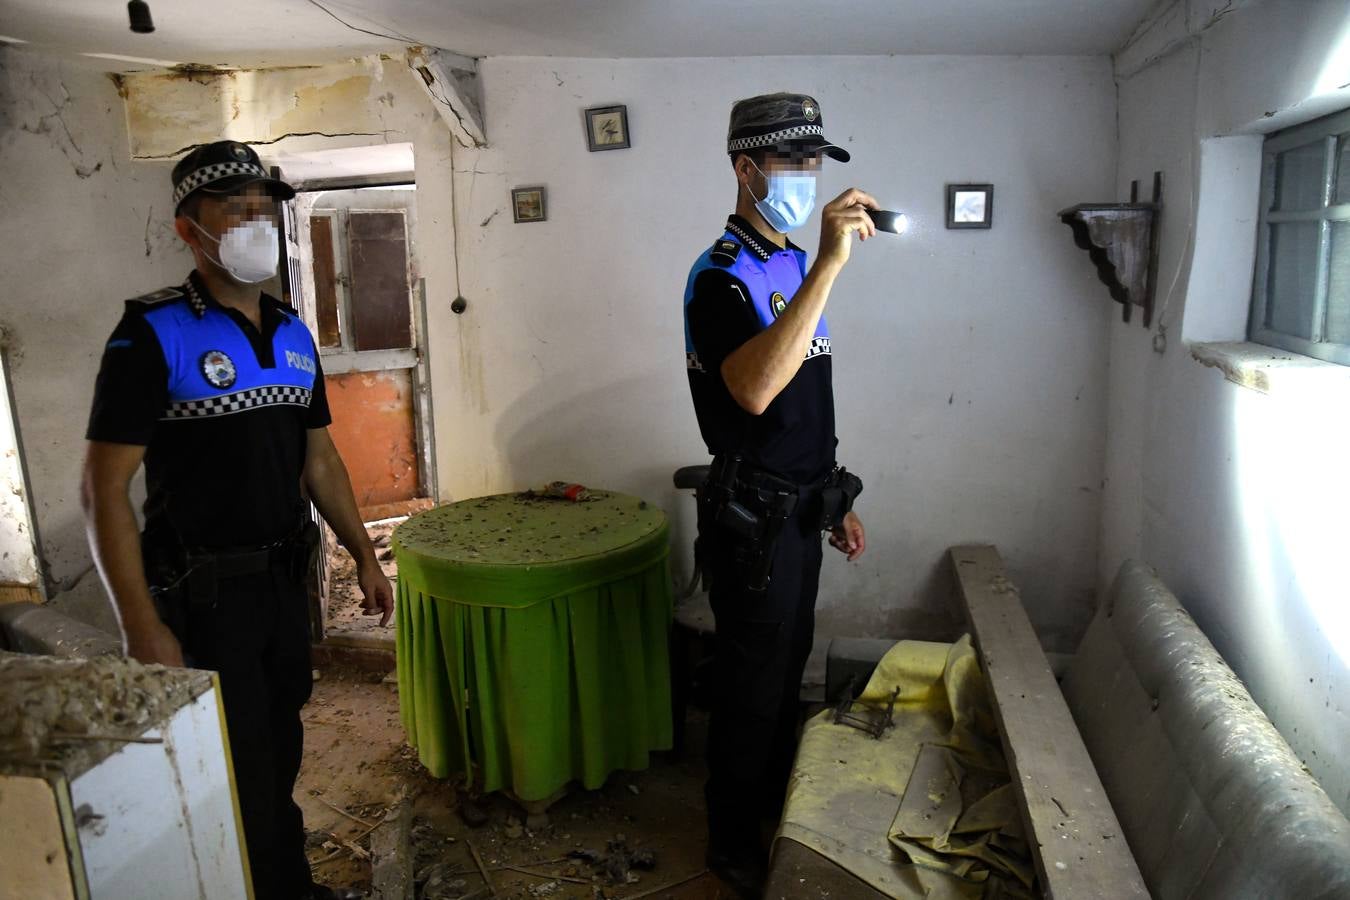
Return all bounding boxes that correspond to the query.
[190,217,279,284]
[747,158,817,233]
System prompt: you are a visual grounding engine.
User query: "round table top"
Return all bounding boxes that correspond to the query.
[394,490,666,569]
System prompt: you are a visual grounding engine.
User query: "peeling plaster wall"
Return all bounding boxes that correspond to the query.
[451,55,1116,648]
[1103,0,1350,812]
[120,59,403,160]
[0,46,190,628]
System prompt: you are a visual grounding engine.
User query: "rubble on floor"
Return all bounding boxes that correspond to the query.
[297,665,726,900]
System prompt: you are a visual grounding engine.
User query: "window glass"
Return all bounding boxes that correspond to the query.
[1274,141,1325,212]
[1266,222,1321,340]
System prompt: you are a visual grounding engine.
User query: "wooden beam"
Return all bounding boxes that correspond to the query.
[406,48,487,149]
[949,545,1149,900]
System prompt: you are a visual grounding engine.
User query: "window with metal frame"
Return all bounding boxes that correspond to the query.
[1249,108,1350,366]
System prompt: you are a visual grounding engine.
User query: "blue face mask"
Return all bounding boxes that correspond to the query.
[748,159,816,233]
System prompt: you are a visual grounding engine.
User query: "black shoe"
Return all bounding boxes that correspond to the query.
[706,847,766,899]
[304,885,364,900]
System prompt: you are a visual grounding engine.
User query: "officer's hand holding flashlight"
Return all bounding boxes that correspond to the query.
[818,188,880,268]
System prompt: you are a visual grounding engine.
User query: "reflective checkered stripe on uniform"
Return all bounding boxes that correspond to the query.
[725,221,774,262]
[162,385,312,420]
[805,336,831,360]
[686,352,705,372]
[172,161,267,206]
[181,279,207,317]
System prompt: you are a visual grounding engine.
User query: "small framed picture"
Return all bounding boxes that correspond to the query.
[585,105,631,151]
[511,186,547,224]
[946,183,994,229]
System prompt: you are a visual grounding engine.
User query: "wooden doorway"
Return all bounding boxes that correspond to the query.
[303,188,435,519]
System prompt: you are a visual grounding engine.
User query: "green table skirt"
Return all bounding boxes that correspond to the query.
[395,556,674,800]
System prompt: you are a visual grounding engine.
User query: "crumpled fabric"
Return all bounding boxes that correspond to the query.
[774,635,1038,899]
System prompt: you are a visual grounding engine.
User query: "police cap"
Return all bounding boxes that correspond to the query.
[171,140,296,214]
[726,92,850,163]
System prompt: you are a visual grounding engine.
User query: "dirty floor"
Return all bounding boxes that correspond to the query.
[297,663,736,899]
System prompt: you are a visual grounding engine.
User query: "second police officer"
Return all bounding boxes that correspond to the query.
[82,141,392,900]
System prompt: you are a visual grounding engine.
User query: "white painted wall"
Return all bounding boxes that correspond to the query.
[0,46,191,627]
[1103,0,1350,812]
[451,55,1117,646]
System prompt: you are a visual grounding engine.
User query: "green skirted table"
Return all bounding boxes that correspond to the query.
[393,490,673,803]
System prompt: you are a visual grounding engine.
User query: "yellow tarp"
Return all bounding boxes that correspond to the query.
[774,635,1037,899]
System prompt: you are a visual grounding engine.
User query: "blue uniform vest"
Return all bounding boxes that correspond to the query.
[682,220,837,482]
[683,227,830,374]
[140,293,318,420]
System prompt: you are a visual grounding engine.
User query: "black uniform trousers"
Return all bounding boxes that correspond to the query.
[703,510,823,857]
[170,565,315,900]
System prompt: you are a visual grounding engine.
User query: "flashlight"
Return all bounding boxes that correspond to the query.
[128,0,154,33]
[866,208,909,235]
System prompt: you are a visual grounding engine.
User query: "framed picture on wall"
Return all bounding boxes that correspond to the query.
[946,183,994,229]
[512,186,547,223]
[585,105,631,151]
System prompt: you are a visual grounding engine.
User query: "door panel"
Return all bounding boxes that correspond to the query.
[310,214,342,349]
[324,369,420,509]
[347,211,413,351]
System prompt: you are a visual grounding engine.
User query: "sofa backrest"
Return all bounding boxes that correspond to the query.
[1061,560,1350,900]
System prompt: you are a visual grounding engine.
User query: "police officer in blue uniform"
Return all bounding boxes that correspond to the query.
[684,94,877,895]
[82,141,393,900]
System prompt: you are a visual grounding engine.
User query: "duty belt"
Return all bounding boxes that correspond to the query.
[146,519,321,613]
[184,537,303,578]
[698,454,864,592]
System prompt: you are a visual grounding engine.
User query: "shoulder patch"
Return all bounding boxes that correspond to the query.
[709,239,742,267]
[124,286,185,313]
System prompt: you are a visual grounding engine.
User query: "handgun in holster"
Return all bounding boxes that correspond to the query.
[738,475,798,592]
[287,519,322,582]
[142,537,197,642]
[700,455,799,593]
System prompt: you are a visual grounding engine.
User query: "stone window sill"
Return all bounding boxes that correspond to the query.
[1191,341,1350,399]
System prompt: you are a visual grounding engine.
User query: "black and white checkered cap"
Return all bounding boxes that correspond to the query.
[171,140,296,212]
[727,93,850,163]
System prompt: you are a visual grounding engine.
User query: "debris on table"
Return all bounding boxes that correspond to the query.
[521,481,592,502]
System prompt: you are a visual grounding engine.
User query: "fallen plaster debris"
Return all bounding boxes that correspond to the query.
[0,650,211,774]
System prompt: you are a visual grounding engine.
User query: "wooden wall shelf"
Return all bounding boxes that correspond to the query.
[1059,172,1162,327]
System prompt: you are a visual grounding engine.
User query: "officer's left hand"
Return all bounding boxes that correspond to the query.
[357,562,396,627]
[829,511,866,562]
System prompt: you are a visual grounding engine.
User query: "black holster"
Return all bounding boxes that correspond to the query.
[698,455,799,593]
[817,466,864,532]
[144,540,191,641]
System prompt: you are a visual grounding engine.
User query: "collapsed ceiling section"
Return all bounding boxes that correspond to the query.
[113,51,485,162]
